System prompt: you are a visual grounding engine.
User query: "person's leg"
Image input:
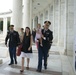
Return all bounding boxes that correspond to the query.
[21,57,25,70]
[20,57,25,73]
[36,42,38,49]
[12,47,17,64]
[9,47,14,65]
[47,44,52,57]
[26,58,30,70]
[33,36,35,43]
[43,47,49,69]
[37,46,43,72]
[40,38,43,46]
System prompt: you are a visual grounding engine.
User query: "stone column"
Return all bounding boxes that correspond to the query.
[58,0,67,48]
[43,11,45,25]
[53,0,59,45]
[38,13,41,24]
[3,17,7,36]
[48,5,50,20]
[23,0,30,28]
[40,14,43,26]
[74,0,76,73]
[30,0,33,29]
[64,0,68,52]
[53,0,55,45]
[45,10,48,21]
[49,5,54,31]
[57,0,61,46]
[33,17,35,29]
[11,0,22,31]
[66,0,74,56]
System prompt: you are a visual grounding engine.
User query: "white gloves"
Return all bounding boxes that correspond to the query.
[43,37,46,40]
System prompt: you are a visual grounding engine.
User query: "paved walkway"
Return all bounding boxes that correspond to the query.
[0,50,75,75]
[0,41,75,75]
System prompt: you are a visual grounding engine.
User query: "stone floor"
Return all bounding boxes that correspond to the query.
[0,51,75,75]
[0,42,75,75]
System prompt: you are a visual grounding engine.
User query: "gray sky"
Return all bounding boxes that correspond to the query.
[0,0,12,12]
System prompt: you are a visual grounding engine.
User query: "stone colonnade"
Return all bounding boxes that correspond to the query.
[33,0,74,56]
[0,0,75,56]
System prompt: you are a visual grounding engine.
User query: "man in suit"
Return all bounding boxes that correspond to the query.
[5,25,20,65]
[37,21,53,72]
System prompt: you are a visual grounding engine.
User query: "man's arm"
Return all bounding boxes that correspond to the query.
[16,32,20,45]
[49,31,53,43]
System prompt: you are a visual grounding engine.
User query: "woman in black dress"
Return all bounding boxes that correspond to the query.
[20,27,33,73]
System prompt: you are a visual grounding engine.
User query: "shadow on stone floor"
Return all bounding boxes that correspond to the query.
[9,65,62,75]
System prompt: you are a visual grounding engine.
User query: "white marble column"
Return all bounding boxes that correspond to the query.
[38,13,41,24]
[40,14,43,26]
[53,0,55,39]
[53,0,59,45]
[64,0,68,51]
[66,0,74,56]
[74,0,76,73]
[23,0,30,28]
[49,5,53,31]
[45,11,48,21]
[48,5,50,20]
[33,17,35,28]
[43,11,45,25]
[30,0,33,29]
[3,17,7,36]
[57,0,61,46]
[11,0,22,31]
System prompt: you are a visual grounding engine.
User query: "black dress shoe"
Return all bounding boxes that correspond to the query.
[15,61,17,64]
[8,63,14,65]
[36,69,41,72]
[20,70,24,73]
[44,66,47,69]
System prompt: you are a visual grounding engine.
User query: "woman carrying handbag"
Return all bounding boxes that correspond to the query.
[20,27,33,73]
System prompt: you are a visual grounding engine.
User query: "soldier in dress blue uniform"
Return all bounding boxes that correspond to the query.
[5,25,20,65]
[37,21,53,72]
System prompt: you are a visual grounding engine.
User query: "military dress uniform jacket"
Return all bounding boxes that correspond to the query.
[41,29,53,49]
[5,30,20,47]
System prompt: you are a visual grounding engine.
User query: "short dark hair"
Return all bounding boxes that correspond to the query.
[10,25,14,27]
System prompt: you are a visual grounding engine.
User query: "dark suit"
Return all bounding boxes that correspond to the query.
[37,29,53,71]
[5,30,20,64]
